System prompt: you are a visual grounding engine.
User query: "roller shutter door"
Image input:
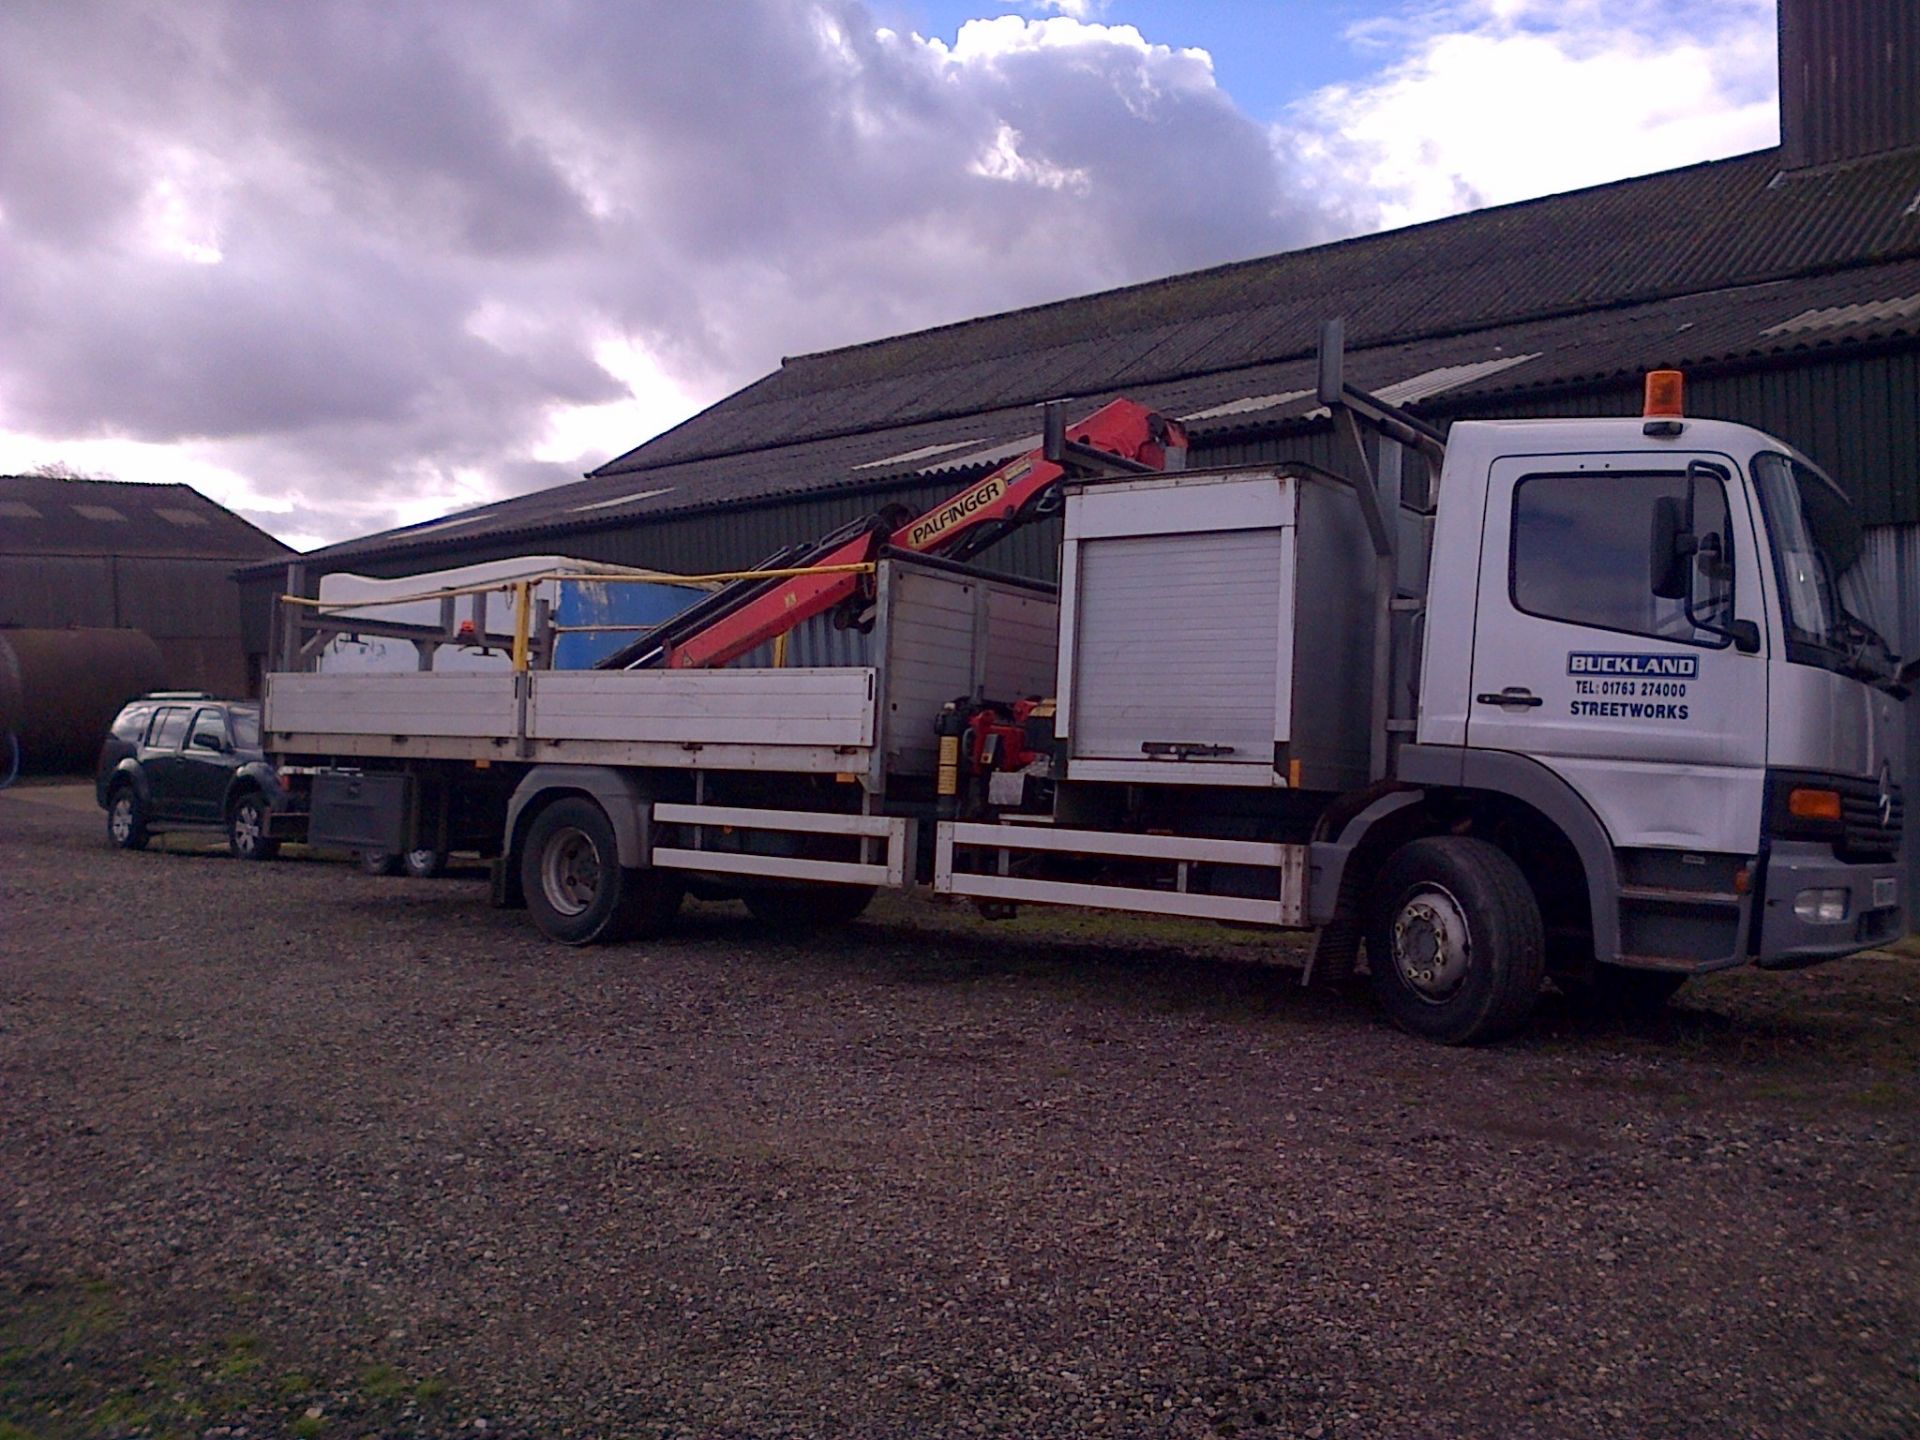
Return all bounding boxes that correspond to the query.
[1072,528,1281,763]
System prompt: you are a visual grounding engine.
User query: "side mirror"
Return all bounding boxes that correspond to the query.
[1676,460,1762,655]
[192,733,226,753]
[1650,495,1692,599]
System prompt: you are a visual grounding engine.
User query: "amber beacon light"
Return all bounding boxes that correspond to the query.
[1642,369,1686,436]
[1643,369,1685,417]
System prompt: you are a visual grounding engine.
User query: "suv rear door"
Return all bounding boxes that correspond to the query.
[178,707,237,821]
[140,706,193,820]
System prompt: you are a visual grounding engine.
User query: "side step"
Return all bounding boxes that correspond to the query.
[935,821,1307,926]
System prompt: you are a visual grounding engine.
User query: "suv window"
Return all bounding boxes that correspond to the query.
[229,707,262,750]
[189,708,228,751]
[147,707,190,750]
[111,705,153,741]
[1511,471,1732,647]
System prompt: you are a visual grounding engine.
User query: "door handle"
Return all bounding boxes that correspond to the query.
[1476,688,1544,709]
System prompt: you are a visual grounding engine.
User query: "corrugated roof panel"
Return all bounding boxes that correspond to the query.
[598,145,1920,476]
[569,487,675,513]
[1375,353,1543,405]
[850,440,976,471]
[277,231,1920,574]
[1762,291,1920,336]
[0,475,291,560]
[1181,389,1313,422]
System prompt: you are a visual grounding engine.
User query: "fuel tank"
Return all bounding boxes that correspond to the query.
[0,627,169,773]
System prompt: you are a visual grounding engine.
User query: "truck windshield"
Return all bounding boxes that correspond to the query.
[1750,452,1897,687]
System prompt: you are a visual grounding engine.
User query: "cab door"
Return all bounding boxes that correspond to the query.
[1465,453,1770,853]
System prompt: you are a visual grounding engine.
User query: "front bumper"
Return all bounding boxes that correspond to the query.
[1755,840,1905,968]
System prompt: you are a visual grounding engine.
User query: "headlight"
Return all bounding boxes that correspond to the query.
[1793,887,1849,924]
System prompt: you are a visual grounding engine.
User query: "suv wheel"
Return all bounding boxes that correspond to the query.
[403,846,448,879]
[228,793,281,861]
[107,786,149,851]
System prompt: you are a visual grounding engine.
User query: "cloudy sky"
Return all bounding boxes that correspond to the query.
[0,0,1778,551]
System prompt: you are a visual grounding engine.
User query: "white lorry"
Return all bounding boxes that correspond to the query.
[262,332,1908,1043]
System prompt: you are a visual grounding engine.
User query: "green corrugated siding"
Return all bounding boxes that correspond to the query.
[1426,348,1920,528]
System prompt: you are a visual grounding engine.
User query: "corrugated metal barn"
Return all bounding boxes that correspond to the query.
[238,0,1920,923]
[3,474,291,697]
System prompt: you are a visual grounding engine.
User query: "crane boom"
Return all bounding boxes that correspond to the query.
[608,398,1186,671]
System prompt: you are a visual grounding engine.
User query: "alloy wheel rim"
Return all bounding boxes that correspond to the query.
[110,796,133,841]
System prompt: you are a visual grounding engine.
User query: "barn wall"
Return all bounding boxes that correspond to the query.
[1,552,256,696]
[1426,347,1920,529]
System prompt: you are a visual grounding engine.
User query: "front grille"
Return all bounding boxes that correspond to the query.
[1836,774,1903,861]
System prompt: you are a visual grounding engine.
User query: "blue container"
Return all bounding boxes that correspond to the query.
[551,579,704,669]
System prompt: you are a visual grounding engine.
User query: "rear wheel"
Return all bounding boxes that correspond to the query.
[1365,836,1544,1045]
[521,797,682,945]
[742,883,875,931]
[107,786,149,851]
[227,793,280,861]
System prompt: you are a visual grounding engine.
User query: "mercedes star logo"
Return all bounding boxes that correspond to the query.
[1878,764,1896,831]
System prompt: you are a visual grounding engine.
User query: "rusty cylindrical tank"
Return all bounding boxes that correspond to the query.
[0,628,169,774]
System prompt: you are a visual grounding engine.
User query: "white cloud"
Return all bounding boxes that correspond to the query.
[1000,0,1110,19]
[1293,0,1777,228]
[0,2,1786,554]
[0,2,1325,550]
[533,336,705,468]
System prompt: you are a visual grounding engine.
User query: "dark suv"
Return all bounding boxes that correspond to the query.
[96,694,306,860]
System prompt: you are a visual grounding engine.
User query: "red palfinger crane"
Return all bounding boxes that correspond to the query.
[600,398,1187,671]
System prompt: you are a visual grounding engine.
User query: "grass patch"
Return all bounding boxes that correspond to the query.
[358,1361,408,1401]
[0,1271,464,1439]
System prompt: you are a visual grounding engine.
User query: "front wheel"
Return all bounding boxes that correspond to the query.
[520,797,682,945]
[107,786,149,851]
[228,793,280,861]
[1365,836,1544,1045]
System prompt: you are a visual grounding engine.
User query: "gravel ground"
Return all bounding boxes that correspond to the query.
[3,784,1918,1440]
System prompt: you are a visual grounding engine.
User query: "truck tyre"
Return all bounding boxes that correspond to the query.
[1566,965,1689,1018]
[227,793,281,861]
[521,797,682,945]
[107,785,149,851]
[743,883,875,931]
[1365,836,1544,1045]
